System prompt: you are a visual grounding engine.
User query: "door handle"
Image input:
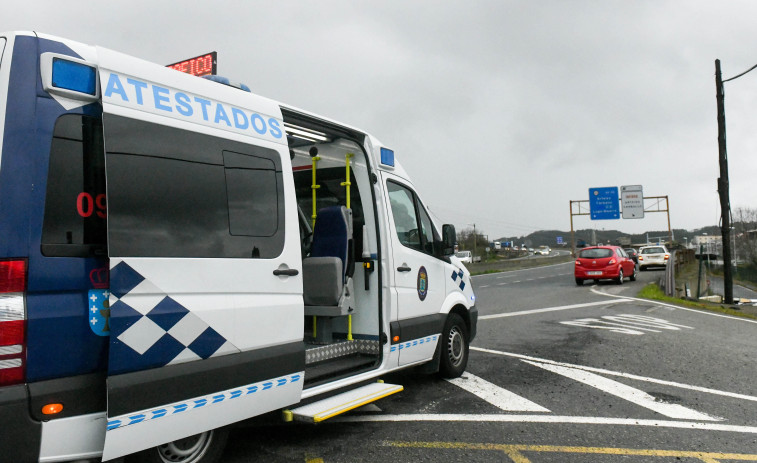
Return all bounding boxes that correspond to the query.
[397,265,412,272]
[273,268,299,276]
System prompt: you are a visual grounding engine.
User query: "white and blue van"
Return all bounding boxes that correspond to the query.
[0,31,477,462]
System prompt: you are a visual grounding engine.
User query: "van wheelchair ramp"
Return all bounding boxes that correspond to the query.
[285,381,403,423]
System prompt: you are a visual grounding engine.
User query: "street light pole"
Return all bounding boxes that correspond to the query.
[715,59,734,304]
[473,223,477,261]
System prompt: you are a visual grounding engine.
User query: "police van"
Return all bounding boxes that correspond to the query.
[0,31,477,462]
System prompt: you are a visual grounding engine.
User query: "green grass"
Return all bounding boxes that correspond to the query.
[636,282,757,321]
[472,269,504,276]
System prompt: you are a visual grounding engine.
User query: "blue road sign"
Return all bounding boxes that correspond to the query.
[589,187,620,220]
[556,236,563,244]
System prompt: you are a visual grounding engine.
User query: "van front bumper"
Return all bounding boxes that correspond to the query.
[469,306,478,341]
[0,384,42,462]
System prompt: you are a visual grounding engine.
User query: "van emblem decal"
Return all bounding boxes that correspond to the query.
[90,267,109,289]
[417,266,428,301]
[88,289,111,336]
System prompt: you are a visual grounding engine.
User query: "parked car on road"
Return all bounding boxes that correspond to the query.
[574,245,637,285]
[638,245,670,270]
[624,248,639,263]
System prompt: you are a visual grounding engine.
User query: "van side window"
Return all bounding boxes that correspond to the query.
[387,180,439,255]
[104,114,285,258]
[41,115,107,257]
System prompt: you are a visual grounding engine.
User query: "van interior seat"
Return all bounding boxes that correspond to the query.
[303,206,355,322]
[309,205,353,282]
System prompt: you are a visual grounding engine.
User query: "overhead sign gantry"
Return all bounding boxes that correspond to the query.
[569,185,671,255]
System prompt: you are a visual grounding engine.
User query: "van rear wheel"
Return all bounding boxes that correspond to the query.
[127,427,229,463]
[439,313,469,378]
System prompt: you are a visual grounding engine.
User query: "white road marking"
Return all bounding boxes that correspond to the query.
[471,346,757,403]
[337,414,757,435]
[590,287,757,325]
[559,318,660,335]
[523,361,721,421]
[472,261,573,279]
[559,314,694,335]
[446,373,550,413]
[479,298,631,320]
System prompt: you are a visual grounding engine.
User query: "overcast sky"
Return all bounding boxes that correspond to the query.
[5,1,757,240]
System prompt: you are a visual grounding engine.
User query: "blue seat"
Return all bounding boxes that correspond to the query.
[309,206,353,283]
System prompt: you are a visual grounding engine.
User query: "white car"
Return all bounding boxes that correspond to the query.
[535,246,551,256]
[638,245,670,270]
[455,250,473,263]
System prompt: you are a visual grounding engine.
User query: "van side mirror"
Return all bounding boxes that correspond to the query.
[441,224,456,256]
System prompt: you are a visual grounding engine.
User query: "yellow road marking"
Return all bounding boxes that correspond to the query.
[305,456,324,463]
[386,441,757,462]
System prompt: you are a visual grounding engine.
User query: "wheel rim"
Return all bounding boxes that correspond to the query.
[157,431,213,463]
[618,269,624,283]
[447,325,465,367]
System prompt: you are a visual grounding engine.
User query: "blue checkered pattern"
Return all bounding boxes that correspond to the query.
[451,269,466,291]
[109,261,239,376]
[390,335,439,353]
[106,372,302,431]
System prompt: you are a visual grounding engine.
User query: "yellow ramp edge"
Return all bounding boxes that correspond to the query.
[291,382,403,423]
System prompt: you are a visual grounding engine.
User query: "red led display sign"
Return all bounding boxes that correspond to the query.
[166,52,217,77]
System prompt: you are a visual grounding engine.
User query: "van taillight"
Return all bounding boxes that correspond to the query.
[0,259,27,386]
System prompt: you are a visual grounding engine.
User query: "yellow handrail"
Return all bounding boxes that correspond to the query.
[341,153,354,340]
[311,155,321,228]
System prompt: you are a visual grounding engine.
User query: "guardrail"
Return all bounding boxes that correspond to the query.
[664,248,695,297]
[661,251,676,297]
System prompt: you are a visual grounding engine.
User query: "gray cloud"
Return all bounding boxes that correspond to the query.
[4,0,757,239]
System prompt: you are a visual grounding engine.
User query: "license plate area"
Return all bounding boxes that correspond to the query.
[587,271,603,276]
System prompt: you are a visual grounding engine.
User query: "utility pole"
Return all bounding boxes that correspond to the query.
[715,59,734,304]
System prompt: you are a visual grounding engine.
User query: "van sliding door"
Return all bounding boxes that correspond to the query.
[98,64,304,459]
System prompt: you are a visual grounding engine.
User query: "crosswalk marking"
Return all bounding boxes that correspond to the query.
[471,346,757,403]
[446,373,550,413]
[522,360,722,421]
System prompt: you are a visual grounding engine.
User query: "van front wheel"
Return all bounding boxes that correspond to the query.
[439,313,469,378]
[127,427,229,463]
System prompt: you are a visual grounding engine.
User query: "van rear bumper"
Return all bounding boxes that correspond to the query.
[0,384,42,462]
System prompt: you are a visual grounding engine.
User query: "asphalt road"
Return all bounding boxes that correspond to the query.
[221,259,757,462]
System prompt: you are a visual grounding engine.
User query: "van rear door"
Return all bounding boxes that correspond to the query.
[97,52,304,460]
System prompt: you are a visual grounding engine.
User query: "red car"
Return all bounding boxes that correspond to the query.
[574,245,637,285]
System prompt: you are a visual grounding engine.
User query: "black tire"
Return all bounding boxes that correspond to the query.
[126,428,229,463]
[630,266,637,281]
[616,269,624,285]
[575,278,583,286]
[439,313,469,378]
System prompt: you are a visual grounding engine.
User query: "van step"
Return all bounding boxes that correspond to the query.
[305,339,379,364]
[288,382,403,423]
